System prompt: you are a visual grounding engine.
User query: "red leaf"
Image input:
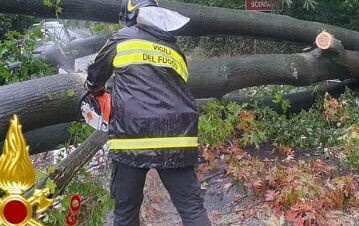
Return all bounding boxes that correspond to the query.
[285,210,298,221]
[283,153,295,162]
[286,167,298,174]
[265,190,277,201]
[295,216,304,226]
[209,210,221,221]
[204,148,215,161]
[236,171,245,181]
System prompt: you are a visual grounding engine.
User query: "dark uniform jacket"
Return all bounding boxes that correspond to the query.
[87,24,199,169]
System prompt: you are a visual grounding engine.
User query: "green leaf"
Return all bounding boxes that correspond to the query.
[47,165,56,174]
[43,0,53,7]
[66,88,75,97]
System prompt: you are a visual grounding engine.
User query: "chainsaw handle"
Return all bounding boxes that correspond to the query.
[78,91,90,120]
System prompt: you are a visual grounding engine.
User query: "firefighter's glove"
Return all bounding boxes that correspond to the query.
[84,80,106,96]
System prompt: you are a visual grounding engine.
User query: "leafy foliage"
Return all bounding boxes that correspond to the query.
[198,89,359,225]
[64,121,94,148]
[199,102,242,147]
[44,168,113,226]
[0,29,55,84]
[262,89,358,148]
[36,167,58,195]
[199,101,269,149]
[40,122,110,225]
[283,0,359,31]
[199,89,359,150]
[339,124,359,168]
[226,148,359,225]
[43,0,63,18]
[0,14,39,40]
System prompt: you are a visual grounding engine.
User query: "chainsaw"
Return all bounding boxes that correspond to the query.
[80,91,111,132]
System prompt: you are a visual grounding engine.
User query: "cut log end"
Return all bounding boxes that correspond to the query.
[316,31,334,50]
[315,31,344,52]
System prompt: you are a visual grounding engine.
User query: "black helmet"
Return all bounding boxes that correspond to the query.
[119,0,159,26]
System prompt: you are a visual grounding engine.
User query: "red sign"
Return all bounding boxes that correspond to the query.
[246,0,281,11]
[66,194,82,226]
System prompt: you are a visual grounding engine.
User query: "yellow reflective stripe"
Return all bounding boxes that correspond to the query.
[115,39,186,67]
[108,137,198,150]
[113,52,188,81]
[112,39,189,82]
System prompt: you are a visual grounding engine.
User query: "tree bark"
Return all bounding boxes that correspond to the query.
[25,123,71,154]
[188,48,357,98]
[1,49,358,140]
[0,73,86,139]
[1,0,359,50]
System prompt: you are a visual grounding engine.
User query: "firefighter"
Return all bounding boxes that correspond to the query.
[85,0,211,225]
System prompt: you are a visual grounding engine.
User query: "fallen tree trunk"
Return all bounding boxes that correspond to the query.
[223,79,359,113]
[0,73,86,139]
[1,0,359,50]
[1,48,358,140]
[188,48,358,97]
[24,123,71,153]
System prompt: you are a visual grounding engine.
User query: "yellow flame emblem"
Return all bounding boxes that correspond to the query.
[0,115,53,226]
[127,0,140,12]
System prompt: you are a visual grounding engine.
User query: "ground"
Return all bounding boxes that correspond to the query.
[100,143,359,226]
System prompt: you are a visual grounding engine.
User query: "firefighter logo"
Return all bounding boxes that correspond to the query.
[0,115,53,226]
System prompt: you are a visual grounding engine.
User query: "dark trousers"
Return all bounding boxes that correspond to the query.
[110,160,211,226]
